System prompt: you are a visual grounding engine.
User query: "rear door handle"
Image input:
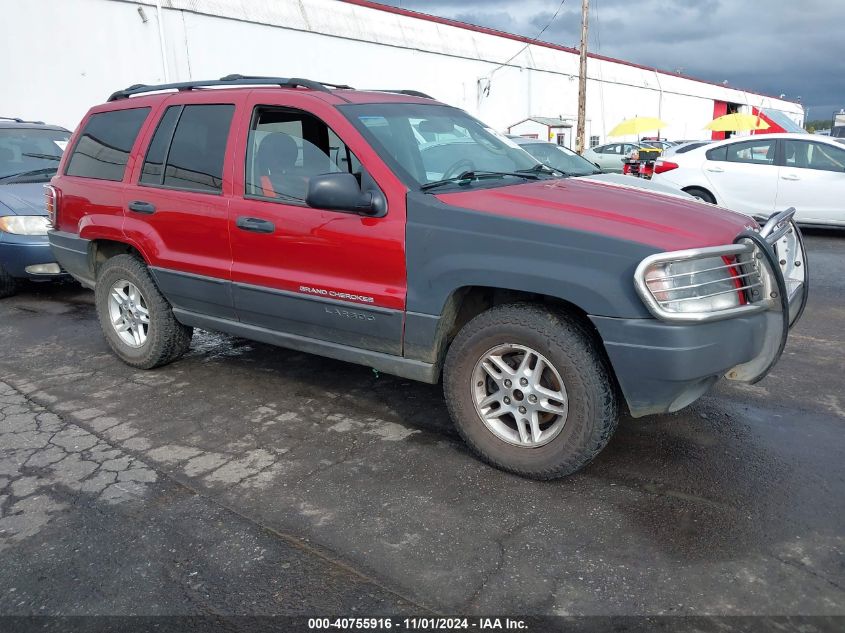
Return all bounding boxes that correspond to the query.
[128,200,156,214]
[781,174,800,181]
[705,166,724,173]
[236,216,275,234]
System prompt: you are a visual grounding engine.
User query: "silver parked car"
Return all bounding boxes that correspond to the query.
[582,142,642,172]
[509,137,693,199]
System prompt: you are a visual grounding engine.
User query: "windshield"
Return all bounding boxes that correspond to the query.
[518,142,600,176]
[0,128,70,183]
[340,103,541,188]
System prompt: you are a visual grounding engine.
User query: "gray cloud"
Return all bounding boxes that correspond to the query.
[374,0,843,119]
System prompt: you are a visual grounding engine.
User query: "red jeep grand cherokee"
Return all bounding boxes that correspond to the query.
[48,75,808,479]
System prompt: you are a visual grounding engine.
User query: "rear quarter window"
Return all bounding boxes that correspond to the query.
[65,108,150,181]
[705,145,728,162]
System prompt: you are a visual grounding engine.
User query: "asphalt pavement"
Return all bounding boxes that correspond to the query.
[0,230,843,620]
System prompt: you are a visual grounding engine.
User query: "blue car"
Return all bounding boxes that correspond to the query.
[0,118,71,297]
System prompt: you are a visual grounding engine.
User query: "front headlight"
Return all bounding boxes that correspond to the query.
[0,215,51,235]
[635,243,769,322]
[644,257,742,313]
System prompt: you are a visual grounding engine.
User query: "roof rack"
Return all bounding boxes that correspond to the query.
[106,74,354,102]
[371,89,434,99]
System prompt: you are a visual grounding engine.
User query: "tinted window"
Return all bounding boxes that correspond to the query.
[706,145,727,161]
[66,108,149,181]
[784,140,845,172]
[725,139,776,165]
[146,104,234,192]
[140,106,181,184]
[245,106,360,202]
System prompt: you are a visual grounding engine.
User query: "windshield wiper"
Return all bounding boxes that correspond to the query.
[21,153,62,161]
[516,163,566,177]
[0,167,58,183]
[420,170,540,192]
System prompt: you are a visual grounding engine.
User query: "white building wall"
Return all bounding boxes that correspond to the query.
[0,0,804,139]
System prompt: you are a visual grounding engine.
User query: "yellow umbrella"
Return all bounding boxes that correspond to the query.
[608,116,668,137]
[705,113,770,132]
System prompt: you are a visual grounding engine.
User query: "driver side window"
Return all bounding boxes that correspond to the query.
[245,106,361,203]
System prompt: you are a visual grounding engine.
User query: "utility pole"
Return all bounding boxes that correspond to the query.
[575,0,589,154]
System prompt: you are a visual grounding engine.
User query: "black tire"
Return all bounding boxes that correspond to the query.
[683,186,716,204]
[95,254,192,369]
[443,303,618,479]
[0,264,16,299]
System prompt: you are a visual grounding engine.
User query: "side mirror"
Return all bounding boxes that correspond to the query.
[306,172,386,217]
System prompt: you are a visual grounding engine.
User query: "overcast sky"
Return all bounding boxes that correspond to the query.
[373,0,843,121]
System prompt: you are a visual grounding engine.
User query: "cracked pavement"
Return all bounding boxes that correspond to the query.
[0,381,417,615]
[0,231,843,616]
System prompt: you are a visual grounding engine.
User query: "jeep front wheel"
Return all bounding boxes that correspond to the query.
[95,254,192,369]
[443,303,618,479]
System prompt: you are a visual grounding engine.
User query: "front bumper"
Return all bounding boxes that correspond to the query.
[0,232,66,280]
[594,209,808,417]
[591,313,770,417]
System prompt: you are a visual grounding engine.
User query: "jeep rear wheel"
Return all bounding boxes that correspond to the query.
[443,303,618,479]
[95,254,192,369]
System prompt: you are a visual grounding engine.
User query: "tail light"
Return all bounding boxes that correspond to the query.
[653,160,678,174]
[44,185,58,227]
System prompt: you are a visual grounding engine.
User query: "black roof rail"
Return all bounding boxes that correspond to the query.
[0,116,47,124]
[370,89,435,99]
[107,74,354,102]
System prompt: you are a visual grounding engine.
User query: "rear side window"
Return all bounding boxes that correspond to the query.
[139,106,181,184]
[721,139,777,165]
[140,104,234,192]
[65,108,150,181]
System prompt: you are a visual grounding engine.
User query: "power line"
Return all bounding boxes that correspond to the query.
[488,0,568,75]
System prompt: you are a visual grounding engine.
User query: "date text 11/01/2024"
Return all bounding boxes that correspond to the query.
[307,618,528,630]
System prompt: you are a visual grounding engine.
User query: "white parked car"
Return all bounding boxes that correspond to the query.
[651,133,845,226]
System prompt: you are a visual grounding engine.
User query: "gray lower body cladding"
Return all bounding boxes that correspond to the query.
[48,230,93,286]
[49,228,766,418]
[590,313,769,417]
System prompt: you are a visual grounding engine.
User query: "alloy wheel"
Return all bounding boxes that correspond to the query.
[471,343,569,447]
[107,279,150,348]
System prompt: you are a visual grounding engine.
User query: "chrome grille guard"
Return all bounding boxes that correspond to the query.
[634,208,808,384]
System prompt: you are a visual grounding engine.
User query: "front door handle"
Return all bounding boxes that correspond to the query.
[781,174,800,181]
[128,200,156,214]
[236,216,275,234]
